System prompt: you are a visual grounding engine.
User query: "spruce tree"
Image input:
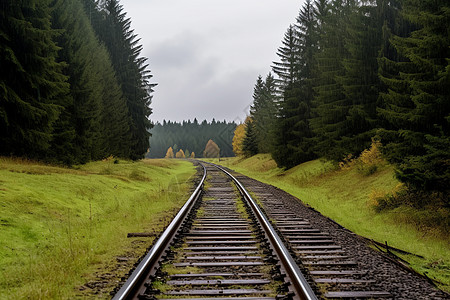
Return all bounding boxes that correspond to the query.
[259,73,278,153]
[271,1,318,168]
[0,0,69,158]
[378,0,450,193]
[249,74,277,153]
[50,0,131,163]
[50,0,102,163]
[310,0,355,160]
[271,26,301,167]
[336,0,385,156]
[242,118,258,157]
[93,0,155,160]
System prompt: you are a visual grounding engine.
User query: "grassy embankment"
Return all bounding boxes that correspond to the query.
[0,157,196,299]
[213,154,449,292]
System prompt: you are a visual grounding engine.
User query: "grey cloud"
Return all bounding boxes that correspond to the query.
[121,0,303,122]
[147,32,204,69]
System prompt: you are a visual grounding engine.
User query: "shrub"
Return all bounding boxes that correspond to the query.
[370,183,406,212]
[371,183,448,211]
[338,154,356,170]
[355,138,385,176]
[338,138,386,175]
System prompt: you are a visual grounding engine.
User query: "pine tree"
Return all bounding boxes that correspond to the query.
[291,0,317,161]
[50,0,130,163]
[0,0,69,158]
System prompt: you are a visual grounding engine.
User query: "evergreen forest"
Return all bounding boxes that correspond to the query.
[241,0,449,203]
[0,0,154,164]
[147,119,236,159]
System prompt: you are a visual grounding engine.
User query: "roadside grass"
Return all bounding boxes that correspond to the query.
[219,154,450,292]
[0,157,196,299]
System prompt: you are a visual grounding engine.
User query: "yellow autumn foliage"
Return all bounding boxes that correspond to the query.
[339,138,386,176]
[203,139,220,158]
[175,149,185,158]
[165,147,174,158]
[232,119,248,156]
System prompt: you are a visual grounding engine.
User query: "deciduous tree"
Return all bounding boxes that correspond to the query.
[165,147,174,158]
[175,149,185,158]
[232,122,246,156]
[203,139,220,158]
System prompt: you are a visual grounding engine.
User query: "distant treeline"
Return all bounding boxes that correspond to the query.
[240,0,449,198]
[147,119,236,158]
[0,0,154,164]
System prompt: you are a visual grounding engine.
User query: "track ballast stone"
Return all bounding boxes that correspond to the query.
[228,168,448,300]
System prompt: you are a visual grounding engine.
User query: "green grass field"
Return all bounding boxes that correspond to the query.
[215,154,449,292]
[0,157,196,299]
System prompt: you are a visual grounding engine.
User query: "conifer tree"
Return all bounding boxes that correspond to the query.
[271,1,318,168]
[94,0,155,160]
[271,26,301,167]
[147,120,236,158]
[50,0,132,163]
[250,73,277,153]
[378,0,450,193]
[335,0,384,156]
[0,0,69,158]
[310,0,355,160]
[291,0,317,161]
[242,117,258,157]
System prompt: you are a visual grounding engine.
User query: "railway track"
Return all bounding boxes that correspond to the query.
[113,162,316,300]
[112,161,446,299]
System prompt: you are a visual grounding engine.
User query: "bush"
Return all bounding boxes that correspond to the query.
[370,184,406,211]
[355,138,385,176]
[371,184,448,211]
[339,138,386,176]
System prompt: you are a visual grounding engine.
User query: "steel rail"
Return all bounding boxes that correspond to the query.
[112,163,207,300]
[212,163,318,300]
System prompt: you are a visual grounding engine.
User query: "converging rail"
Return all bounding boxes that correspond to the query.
[112,161,318,300]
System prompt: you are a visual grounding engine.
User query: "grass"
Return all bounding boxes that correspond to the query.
[217,154,450,292]
[0,157,196,299]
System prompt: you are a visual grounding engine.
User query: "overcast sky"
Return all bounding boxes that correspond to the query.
[120,0,304,124]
